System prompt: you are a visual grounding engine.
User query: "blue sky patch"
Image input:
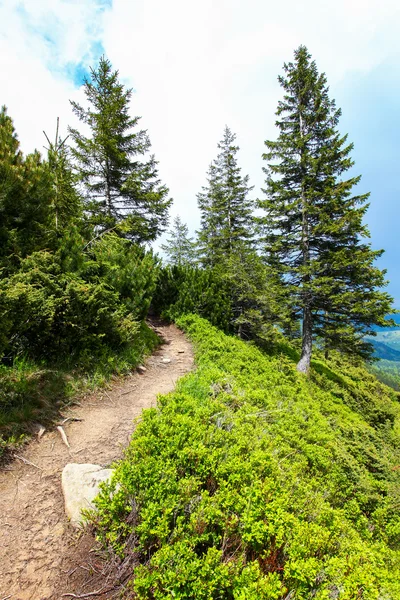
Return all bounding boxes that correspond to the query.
[96,0,113,10]
[337,61,400,304]
[65,39,105,88]
[65,62,91,87]
[14,1,109,88]
[89,39,106,63]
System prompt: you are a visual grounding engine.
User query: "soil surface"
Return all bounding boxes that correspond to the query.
[0,323,194,600]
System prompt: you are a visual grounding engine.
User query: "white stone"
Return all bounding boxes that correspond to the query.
[61,463,113,527]
[162,358,171,364]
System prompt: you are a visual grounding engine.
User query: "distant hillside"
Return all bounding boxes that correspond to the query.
[366,316,400,362]
[369,358,400,391]
[370,339,400,360]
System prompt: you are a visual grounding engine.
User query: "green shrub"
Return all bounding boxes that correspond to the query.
[0,231,161,456]
[152,258,289,347]
[152,265,232,332]
[94,315,400,599]
[0,234,158,362]
[88,233,159,321]
[0,359,70,436]
[0,250,137,360]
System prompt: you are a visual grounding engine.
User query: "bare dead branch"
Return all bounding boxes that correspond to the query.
[57,426,71,448]
[60,417,84,425]
[14,454,42,471]
[61,587,112,598]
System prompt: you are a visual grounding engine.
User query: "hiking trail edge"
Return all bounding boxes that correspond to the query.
[0,323,194,600]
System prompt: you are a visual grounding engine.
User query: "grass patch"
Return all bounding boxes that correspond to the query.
[93,314,400,599]
[0,321,160,461]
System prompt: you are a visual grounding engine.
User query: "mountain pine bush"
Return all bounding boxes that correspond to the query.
[152,266,232,333]
[0,233,158,361]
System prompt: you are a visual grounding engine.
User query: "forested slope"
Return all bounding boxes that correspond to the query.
[94,315,400,599]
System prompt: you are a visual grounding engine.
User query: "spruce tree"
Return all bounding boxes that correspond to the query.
[216,247,289,343]
[69,56,172,243]
[197,126,254,266]
[161,216,196,266]
[0,106,53,268]
[44,118,82,232]
[259,46,394,374]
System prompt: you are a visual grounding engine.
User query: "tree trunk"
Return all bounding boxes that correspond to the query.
[105,159,112,218]
[297,304,312,374]
[296,108,313,375]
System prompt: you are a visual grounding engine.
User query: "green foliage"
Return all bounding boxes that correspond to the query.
[0,250,135,360]
[93,315,400,599]
[0,233,158,362]
[69,56,172,243]
[214,249,289,345]
[259,46,394,372]
[0,108,162,456]
[161,216,196,266]
[153,254,288,345]
[194,127,283,341]
[87,233,159,321]
[44,118,83,231]
[0,322,159,460]
[197,126,255,267]
[0,106,54,270]
[0,358,71,437]
[152,265,233,332]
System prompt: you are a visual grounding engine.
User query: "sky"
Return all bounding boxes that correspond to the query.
[1,0,399,303]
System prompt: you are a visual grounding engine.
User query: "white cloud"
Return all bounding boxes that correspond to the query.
[1,0,399,240]
[0,0,110,154]
[99,0,400,241]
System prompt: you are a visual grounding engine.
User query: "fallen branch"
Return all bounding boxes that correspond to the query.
[14,454,42,471]
[57,426,70,448]
[60,417,83,425]
[104,391,115,405]
[61,587,112,598]
[120,386,138,396]
[82,226,117,251]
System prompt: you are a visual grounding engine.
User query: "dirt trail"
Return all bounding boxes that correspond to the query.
[0,323,194,600]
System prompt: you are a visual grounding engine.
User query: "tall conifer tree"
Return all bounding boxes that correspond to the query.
[196,127,283,340]
[44,118,82,232]
[0,106,53,268]
[259,46,394,373]
[161,216,196,266]
[69,57,172,243]
[197,126,254,266]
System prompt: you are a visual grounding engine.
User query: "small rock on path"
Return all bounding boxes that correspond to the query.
[0,323,193,599]
[61,463,114,527]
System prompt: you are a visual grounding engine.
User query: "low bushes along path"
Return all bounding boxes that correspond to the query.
[0,322,194,600]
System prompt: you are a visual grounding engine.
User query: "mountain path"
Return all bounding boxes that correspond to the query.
[0,323,194,600]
